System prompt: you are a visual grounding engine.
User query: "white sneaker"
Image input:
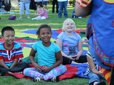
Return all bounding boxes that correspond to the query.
[28,17,30,18]
[78,17,82,18]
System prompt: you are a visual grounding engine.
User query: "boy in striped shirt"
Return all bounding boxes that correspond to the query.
[0,26,29,75]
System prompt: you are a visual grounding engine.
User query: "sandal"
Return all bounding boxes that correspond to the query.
[51,77,56,82]
[33,77,40,82]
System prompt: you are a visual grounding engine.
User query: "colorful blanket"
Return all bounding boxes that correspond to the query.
[5,64,88,81]
[0,29,89,81]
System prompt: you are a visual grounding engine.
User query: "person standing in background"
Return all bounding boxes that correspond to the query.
[20,0,31,19]
[52,0,58,13]
[57,0,68,18]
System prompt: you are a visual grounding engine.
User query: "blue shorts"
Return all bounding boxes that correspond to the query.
[42,1,48,6]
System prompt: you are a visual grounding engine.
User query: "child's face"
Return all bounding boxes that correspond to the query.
[1,30,15,45]
[37,5,40,8]
[65,21,75,32]
[39,27,51,43]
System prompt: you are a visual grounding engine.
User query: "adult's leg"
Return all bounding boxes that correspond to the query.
[55,0,58,13]
[0,0,2,8]
[25,2,30,18]
[58,2,63,18]
[52,0,55,13]
[63,1,68,18]
[20,2,25,18]
[43,65,67,80]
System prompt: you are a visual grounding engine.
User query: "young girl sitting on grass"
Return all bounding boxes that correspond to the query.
[56,18,87,65]
[32,2,48,20]
[23,24,67,82]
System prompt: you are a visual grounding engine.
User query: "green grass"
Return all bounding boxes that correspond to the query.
[0,4,108,85]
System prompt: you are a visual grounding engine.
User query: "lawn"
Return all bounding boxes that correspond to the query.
[0,4,108,85]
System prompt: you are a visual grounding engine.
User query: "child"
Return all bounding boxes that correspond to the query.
[32,2,48,20]
[42,0,49,12]
[0,26,29,75]
[85,46,106,85]
[56,18,87,65]
[23,24,67,82]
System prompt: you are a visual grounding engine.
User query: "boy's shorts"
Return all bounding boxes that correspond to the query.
[42,1,48,6]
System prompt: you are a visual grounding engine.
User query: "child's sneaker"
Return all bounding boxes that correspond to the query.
[95,81,106,85]
[51,77,56,82]
[33,77,40,82]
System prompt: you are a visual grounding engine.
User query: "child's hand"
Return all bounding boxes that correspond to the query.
[68,56,75,61]
[98,71,104,77]
[41,66,51,73]
[74,55,80,60]
[34,63,42,71]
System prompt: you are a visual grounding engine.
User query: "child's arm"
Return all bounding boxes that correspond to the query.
[35,7,45,16]
[39,7,45,15]
[75,0,92,17]
[75,40,83,60]
[56,38,75,61]
[0,59,9,69]
[87,55,104,77]
[29,48,42,71]
[42,51,62,73]
[10,59,18,69]
[35,8,39,16]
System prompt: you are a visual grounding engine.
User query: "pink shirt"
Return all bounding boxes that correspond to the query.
[38,9,48,18]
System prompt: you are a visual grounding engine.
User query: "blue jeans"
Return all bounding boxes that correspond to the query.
[58,1,68,18]
[88,72,105,85]
[20,2,30,15]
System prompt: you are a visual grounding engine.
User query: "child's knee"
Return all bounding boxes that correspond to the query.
[23,68,30,75]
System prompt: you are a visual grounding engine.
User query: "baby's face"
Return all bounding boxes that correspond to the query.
[65,21,75,32]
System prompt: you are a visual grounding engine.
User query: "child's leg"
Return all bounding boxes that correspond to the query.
[23,68,44,78]
[10,62,29,72]
[43,65,67,81]
[88,72,100,85]
[41,16,46,20]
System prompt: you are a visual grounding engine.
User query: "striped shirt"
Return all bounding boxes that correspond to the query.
[0,41,23,67]
[84,51,100,76]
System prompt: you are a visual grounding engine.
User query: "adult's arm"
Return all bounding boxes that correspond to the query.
[75,1,92,17]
